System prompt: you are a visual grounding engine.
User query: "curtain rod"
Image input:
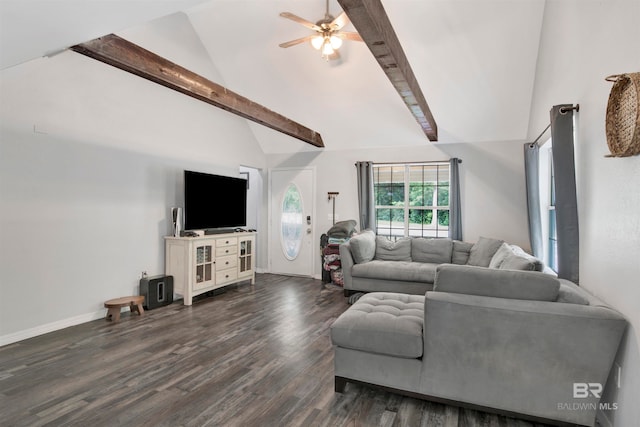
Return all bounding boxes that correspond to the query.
[360,159,462,166]
[531,104,580,147]
[559,104,580,115]
[531,124,551,147]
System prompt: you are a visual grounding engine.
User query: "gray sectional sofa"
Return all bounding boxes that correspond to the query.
[330,266,627,426]
[340,230,548,295]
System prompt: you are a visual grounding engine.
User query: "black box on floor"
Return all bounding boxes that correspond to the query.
[139,275,173,309]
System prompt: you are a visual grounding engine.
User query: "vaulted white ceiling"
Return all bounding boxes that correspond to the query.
[0,0,546,153]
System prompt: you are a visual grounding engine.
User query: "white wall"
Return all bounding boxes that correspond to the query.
[528,1,640,425]
[239,165,266,271]
[0,13,266,343]
[267,141,529,277]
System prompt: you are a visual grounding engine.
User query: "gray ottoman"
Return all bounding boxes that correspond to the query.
[330,292,425,359]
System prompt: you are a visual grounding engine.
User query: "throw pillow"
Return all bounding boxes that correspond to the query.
[500,254,537,271]
[488,242,513,269]
[411,238,453,264]
[467,236,504,267]
[375,237,412,261]
[509,245,545,272]
[349,230,376,264]
[452,240,474,265]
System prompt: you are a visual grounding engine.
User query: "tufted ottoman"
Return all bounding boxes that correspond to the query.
[331,292,425,359]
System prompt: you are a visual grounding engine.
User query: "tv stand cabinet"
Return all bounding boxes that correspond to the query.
[165,231,256,305]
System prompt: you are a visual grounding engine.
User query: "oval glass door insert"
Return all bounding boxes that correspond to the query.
[281,183,304,260]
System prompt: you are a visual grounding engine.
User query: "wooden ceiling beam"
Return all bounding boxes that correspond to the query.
[338,0,437,141]
[70,34,324,148]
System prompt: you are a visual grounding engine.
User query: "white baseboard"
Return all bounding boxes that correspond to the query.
[313,273,322,280]
[256,267,266,274]
[0,310,106,347]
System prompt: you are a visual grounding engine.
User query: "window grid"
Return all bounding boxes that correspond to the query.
[374,162,450,240]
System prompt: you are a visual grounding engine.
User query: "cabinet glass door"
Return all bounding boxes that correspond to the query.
[239,239,253,275]
[195,243,213,288]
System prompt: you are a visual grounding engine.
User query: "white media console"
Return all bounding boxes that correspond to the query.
[165,231,256,305]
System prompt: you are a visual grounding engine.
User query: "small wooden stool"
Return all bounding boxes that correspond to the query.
[104,296,145,323]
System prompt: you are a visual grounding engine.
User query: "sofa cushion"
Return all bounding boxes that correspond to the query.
[488,242,512,269]
[352,260,437,284]
[330,292,425,358]
[349,230,376,264]
[467,236,504,267]
[375,237,412,262]
[411,238,453,264]
[452,240,473,265]
[434,264,560,301]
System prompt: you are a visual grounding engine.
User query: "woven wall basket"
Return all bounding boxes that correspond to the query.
[605,72,640,157]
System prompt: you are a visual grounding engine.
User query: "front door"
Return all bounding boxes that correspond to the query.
[269,168,314,276]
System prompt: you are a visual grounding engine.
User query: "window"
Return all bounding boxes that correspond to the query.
[373,162,450,239]
[548,154,558,271]
[538,144,558,273]
[280,183,303,260]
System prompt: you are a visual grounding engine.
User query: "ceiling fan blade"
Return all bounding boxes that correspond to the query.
[279,35,316,49]
[279,12,322,31]
[337,32,363,42]
[331,11,350,30]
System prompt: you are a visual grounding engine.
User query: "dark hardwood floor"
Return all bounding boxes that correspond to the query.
[0,274,551,426]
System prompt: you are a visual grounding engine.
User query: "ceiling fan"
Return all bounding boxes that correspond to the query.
[278,0,363,60]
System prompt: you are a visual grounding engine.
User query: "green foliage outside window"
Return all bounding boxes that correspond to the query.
[374,163,451,237]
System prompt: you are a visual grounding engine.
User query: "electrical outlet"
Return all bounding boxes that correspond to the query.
[614,363,621,388]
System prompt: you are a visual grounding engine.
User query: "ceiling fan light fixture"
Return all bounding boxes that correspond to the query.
[321,39,335,56]
[311,35,324,50]
[329,35,342,50]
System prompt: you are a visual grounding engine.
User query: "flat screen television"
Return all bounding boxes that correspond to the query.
[184,170,247,231]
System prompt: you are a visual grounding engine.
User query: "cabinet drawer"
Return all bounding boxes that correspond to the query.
[217,254,237,269]
[216,237,238,247]
[216,268,238,284]
[216,245,237,257]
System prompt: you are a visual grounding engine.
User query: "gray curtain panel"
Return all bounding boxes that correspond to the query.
[355,161,375,231]
[449,158,462,241]
[524,143,543,258]
[550,104,579,284]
